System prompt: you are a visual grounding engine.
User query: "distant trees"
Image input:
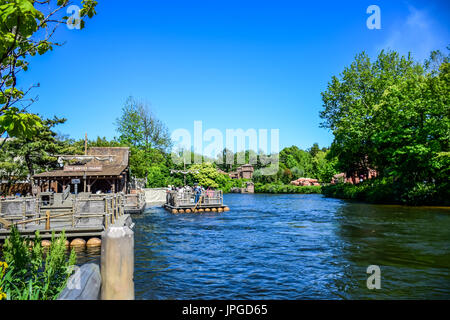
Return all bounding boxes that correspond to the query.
[251,144,338,185]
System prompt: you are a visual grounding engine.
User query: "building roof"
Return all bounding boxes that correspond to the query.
[87,147,129,166]
[33,165,128,178]
[33,147,130,179]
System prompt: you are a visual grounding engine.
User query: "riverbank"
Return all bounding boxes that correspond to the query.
[322,178,450,206]
[253,178,449,207]
[254,183,321,194]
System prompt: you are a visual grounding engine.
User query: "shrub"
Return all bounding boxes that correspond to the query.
[322,177,448,205]
[254,183,321,194]
[0,227,76,300]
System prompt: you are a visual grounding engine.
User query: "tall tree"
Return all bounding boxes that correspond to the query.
[0,116,68,194]
[320,50,424,176]
[371,50,449,186]
[115,96,172,180]
[115,96,171,153]
[0,0,97,148]
[321,48,449,201]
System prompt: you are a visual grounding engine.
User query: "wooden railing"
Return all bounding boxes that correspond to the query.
[123,192,145,211]
[167,190,223,207]
[0,193,127,232]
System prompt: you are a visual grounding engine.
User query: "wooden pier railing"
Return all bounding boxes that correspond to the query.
[166,190,223,208]
[0,193,133,239]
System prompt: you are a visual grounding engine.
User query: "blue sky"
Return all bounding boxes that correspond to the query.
[19,0,450,151]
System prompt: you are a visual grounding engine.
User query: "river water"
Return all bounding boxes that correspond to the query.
[80,193,450,299]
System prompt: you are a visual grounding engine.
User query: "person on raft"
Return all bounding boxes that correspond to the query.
[194,184,202,204]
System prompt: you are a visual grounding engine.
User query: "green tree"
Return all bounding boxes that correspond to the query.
[320,48,449,204]
[308,143,320,157]
[312,150,338,183]
[187,162,237,191]
[371,50,449,194]
[115,96,171,152]
[320,50,424,176]
[115,96,172,182]
[0,116,70,194]
[0,0,97,147]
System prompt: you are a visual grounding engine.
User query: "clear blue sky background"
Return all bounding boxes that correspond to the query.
[19,0,450,151]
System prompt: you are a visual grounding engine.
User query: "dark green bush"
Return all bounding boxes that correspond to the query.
[322,177,449,205]
[254,183,321,194]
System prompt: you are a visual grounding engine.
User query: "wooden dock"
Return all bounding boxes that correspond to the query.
[0,191,143,240]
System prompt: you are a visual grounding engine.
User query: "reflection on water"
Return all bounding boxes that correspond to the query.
[80,194,450,299]
[74,246,101,266]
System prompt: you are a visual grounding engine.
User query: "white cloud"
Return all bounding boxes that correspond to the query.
[378,5,448,62]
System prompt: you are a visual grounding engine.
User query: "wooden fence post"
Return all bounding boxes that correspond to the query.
[111,196,116,224]
[22,200,26,221]
[100,226,134,300]
[45,210,50,230]
[71,198,75,228]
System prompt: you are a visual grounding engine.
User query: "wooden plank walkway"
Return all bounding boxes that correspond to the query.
[0,191,143,240]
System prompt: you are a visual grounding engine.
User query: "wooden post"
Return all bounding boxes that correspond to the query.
[104,196,108,229]
[22,199,26,221]
[104,212,108,230]
[111,196,115,224]
[119,195,123,216]
[71,198,75,228]
[35,198,40,226]
[45,210,50,230]
[100,226,134,300]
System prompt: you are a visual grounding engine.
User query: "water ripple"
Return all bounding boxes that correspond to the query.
[87,193,450,299]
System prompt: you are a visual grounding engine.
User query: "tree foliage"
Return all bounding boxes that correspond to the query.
[0,0,97,146]
[320,48,450,204]
[0,116,73,194]
[114,96,172,181]
[115,96,171,152]
[252,144,338,185]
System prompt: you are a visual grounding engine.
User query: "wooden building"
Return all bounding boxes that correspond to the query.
[228,164,254,179]
[33,147,130,195]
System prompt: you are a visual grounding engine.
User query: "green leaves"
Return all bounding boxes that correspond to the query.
[36,41,52,55]
[115,96,172,182]
[0,0,98,144]
[320,48,450,204]
[1,227,76,300]
[0,107,42,139]
[80,0,98,19]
